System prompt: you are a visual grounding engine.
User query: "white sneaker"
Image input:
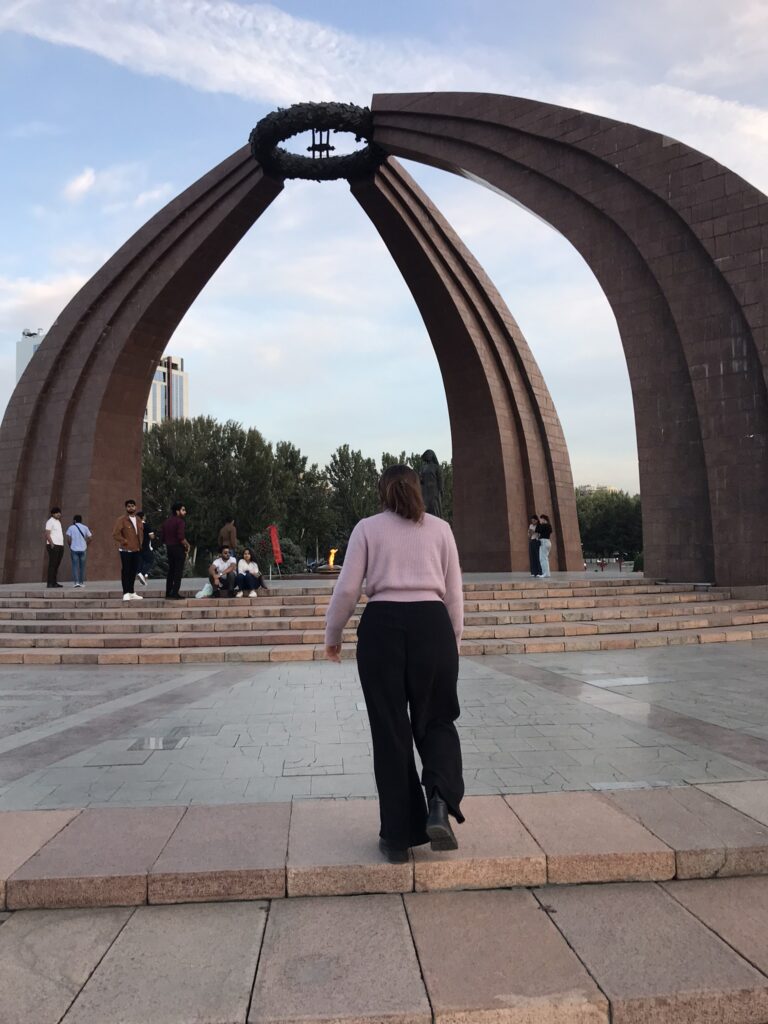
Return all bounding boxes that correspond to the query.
[130,592,143,600]
[123,593,133,601]
[236,590,244,598]
[249,590,257,598]
[137,572,147,586]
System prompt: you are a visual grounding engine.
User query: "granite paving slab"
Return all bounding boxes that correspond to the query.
[287,798,412,896]
[249,894,430,1024]
[7,806,186,908]
[607,785,768,877]
[62,902,267,1024]
[0,808,80,907]
[405,888,609,1023]
[538,882,768,1024]
[663,877,768,975]
[413,795,546,891]
[506,791,675,883]
[0,907,131,1024]
[698,780,768,827]
[149,802,290,903]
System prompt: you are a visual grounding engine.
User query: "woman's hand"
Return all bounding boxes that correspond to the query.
[325,644,342,663]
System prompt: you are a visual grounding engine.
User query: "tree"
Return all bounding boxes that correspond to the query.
[575,487,642,558]
[142,416,273,570]
[325,444,379,540]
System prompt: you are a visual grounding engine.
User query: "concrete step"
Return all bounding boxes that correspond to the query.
[5,785,768,912]
[3,600,764,636]
[3,621,768,663]
[0,589,733,622]
[2,610,765,648]
[9,876,768,1024]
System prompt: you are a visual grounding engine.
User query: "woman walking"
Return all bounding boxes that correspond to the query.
[324,465,465,863]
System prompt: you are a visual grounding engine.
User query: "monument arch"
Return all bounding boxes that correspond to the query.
[1,94,765,586]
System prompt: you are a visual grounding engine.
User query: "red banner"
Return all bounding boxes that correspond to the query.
[268,524,283,565]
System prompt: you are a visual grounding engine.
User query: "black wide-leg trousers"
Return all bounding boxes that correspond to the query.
[356,601,464,849]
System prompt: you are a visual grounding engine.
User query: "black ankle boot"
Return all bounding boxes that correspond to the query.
[378,837,409,864]
[426,794,458,851]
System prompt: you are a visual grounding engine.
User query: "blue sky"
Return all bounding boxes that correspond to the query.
[2,1,767,492]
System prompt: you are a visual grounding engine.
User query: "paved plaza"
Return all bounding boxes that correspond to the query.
[1,640,768,811]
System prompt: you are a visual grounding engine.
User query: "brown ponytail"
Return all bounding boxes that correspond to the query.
[378,465,425,522]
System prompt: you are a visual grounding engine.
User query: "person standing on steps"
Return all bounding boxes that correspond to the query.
[324,464,465,864]
[44,506,65,588]
[112,499,143,602]
[218,517,238,558]
[65,514,92,588]
[537,513,553,578]
[136,511,155,586]
[527,514,541,577]
[160,502,189,601]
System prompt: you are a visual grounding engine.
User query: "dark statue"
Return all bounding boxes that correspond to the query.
[419,450,443,518]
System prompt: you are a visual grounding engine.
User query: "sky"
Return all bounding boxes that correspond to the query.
[1,1,768,493]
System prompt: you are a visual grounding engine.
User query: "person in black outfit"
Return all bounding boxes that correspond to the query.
[528,514,541,577]
[160,502,189,600]
[323,465,465,863]
[537,513,553,578]
[136,511,155,585]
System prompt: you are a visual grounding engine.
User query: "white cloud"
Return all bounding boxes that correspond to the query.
[62,166,96,202]
[0,0,522,104]
[0,273,85,329]
[60,162,174,214]
[133,183,174,209]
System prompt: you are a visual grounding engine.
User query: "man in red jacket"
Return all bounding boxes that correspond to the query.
[160,502,190,600]
[112,499,144,601]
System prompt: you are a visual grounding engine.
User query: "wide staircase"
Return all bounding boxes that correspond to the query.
[1,577,767,665]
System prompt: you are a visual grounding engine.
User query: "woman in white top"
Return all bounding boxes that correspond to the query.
[236,547,269,597]
[324,464,465,863]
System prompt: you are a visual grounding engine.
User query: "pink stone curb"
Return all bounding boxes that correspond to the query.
[4,784,768,910]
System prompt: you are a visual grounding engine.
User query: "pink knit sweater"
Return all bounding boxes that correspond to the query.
[324,510,464,647]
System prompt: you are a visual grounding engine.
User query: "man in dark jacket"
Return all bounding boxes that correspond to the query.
[160,502,189,600]
[112,499,144,601]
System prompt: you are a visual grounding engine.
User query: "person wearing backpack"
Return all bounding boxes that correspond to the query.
[65,514,93,588]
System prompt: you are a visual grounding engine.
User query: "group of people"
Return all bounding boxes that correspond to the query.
[45,503,158,592]
[527,513,554,578]
[45,502,269,603]
[208,518,269,599]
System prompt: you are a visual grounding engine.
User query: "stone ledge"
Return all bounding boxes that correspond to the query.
[5,784,768,910]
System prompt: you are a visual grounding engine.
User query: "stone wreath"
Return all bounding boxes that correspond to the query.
[249,101,386,181]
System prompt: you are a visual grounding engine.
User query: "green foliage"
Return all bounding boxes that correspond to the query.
[142,418,458,568]
[575,487,643,558]
[326,444,380,540]
[633,551,644,572]
[247,531,306,574]
[142,417,273,563]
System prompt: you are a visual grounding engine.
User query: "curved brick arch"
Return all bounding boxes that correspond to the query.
[0,148,283,582]
[370,92,768,585]
[0,141,581,581]
[351,159,582,571]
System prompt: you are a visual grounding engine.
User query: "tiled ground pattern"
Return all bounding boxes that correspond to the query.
[2,642,768,810]
[6,878,768,1023]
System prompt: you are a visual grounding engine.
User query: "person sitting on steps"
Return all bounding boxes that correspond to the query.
[209,545,238,598]
[236,547,269,597]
